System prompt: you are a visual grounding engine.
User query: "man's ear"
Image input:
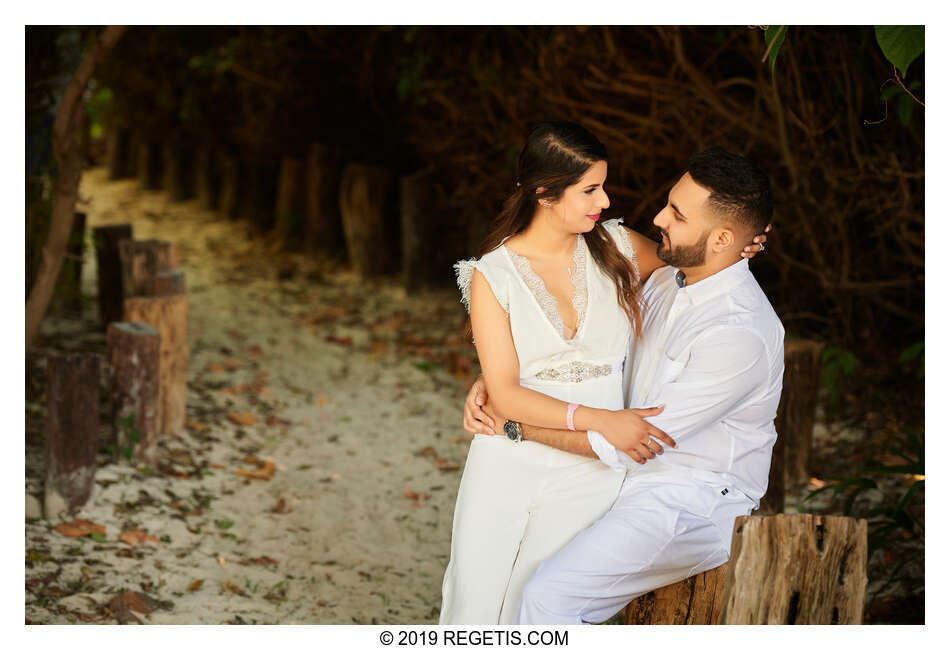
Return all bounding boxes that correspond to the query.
[711,227,736,252]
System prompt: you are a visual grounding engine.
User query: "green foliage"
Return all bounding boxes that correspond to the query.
[821,347,859,411]
[763,26,788,75]
[898,341,924,378]
[881,81,922,126]
[874,26,924,77]
[84,85,113,140]
[117,414,139,462]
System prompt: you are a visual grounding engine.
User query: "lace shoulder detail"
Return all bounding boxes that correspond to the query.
[505,236,587,341]
[453,255,510,315]
[602,218,641,285]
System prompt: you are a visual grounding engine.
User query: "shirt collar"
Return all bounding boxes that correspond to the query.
[673,258,751,305]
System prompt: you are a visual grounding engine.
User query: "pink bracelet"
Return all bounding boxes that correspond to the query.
[566,403,580,431]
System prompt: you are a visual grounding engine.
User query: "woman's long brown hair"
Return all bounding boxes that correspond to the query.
[469,121,643,339]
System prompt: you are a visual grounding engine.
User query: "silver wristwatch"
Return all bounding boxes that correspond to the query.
[503,419,523,442]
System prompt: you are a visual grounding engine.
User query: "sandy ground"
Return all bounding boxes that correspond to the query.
[26,168,480,624]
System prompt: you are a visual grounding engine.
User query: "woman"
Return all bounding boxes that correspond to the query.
[439,122,764,624]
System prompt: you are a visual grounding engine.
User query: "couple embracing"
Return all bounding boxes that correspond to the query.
[439,121,783,625]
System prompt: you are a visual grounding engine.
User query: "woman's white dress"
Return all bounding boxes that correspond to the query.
[439,219,639,624]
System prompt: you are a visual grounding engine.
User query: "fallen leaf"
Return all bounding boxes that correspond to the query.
[236,460,276,481]
[415,446,438,460]
[119,529,161,546]
[54,519,106,538]
[243,455,261,465]
[227,412,257,427]
[244,344,263,359]
[324,335,353,347]
[186,419,210,432]
[106,591,147,624]
[206,363,226,373]
[270,498,290,514]
[209,463,226,470]
[404,489,430,502]
[435,457,461,472]
[238,556,279,567]
[370,341,389,356]
[223,358,245,371]
[266,416,291,427]
[222,580,249,598]
[187,579,204,592]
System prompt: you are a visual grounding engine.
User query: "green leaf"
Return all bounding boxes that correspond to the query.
[215,519,234,530]
[898,94,913,125]
[90,532,107,543]
[875,26,924,77]
[764,26,788,75]
[899,342,924,363]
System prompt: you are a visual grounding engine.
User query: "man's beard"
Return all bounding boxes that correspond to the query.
[656,228,711,268]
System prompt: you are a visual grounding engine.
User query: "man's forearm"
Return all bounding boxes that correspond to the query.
[521,423,597,458]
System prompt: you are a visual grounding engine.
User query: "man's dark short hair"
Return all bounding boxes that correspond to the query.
[687,147,773,234]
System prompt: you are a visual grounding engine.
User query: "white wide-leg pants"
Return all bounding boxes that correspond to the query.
[513,468,756,624]
[439,434,624,624]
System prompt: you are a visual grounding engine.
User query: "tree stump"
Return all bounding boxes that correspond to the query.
[275,156,307,249]
[123,295,189,437]
[162,142,195,201]
[145,270,186,297]
[44,353,100,518]
[339,162,399,277]
[217,152,243,220]
[93,224,133,328]
[106,322,160,467]
[136,136,163,191]
[118,239,178,298]
[241,159,279,232]
[721,514,867,624]
[400,169,439,293]
[304,142,345,257]
[106,127,134,179]
[778,340,825,490]
[195,145,220,210]
[57,211,87,312]
[624,563,730,624]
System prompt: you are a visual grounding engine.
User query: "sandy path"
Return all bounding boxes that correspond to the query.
[25,168,477,624]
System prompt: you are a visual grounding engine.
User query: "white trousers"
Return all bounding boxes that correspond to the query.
[513,468,756,624]
[439,434,624,624]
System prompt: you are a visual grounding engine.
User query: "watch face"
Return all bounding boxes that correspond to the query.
[504,420,520,441]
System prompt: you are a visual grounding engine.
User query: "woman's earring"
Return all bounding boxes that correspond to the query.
[540,200,552,208]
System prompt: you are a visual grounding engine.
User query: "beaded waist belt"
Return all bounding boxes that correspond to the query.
[534,360,624,383]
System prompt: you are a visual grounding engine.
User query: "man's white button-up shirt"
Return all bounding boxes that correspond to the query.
[588,258,785,506]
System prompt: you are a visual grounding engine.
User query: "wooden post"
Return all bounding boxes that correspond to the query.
[304,142,345,256]
[136,136,163,191]
[778,340,825,490]
[624,564,729,624]
[720,514,867,624]
[123,295,189,437]
[44,353,100,518]
[106,322,160,467]
[339,162,399,277]
[93,224,133,328]
[57,211,87,312]
[400,169,437,294]
[195,145,219,210]
[106,126,133,179]
[162,142,195,201]
[145,270,186,297]
[275,156,307,249]
[217,152,243,220]
[118,239,178,298]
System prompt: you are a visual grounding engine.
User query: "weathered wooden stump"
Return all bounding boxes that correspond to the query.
[145,270,186,297]
[106,127,134,179]
[217,152,243,220]
[162,142,196,201]
[624,564,729,624]
[44,353,100,518]
[106,322,160,467]
[721,514,867,624]
[339,162,399,277]
[118,240,178,298]
[778,340,825,490]
[123,295,189,437]
[136,136,163,191]
[195,145,220,210]
[275,156,307,249]
[93,224,134,328]
[305,142,345,256]
[57,211,87,312]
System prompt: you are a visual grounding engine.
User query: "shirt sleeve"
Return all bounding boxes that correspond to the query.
[589,327,770,471]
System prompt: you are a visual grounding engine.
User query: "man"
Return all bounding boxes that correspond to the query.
[462,147,784,624]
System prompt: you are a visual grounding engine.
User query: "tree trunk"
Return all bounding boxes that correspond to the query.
[339,162,399,277]
[162,142,195,201]
[241,159,279,232]
[25,25,127,350]
[400,169,437,294]
[106,322,160,467]
[93,224,133,329]
[57,211,87,313]
[136,135,163,190]
[275,156,307,249]
[778,340,825,490]
[118,239,178,298]
[195,145,219,210]
[44,353,100,518]
[106,126,133,179]
[720,514,868,624]
[145,270,186,297]
[217,152,242,220]
[123,295,189,437]
[624,564,729,624]
[304,142,345,257]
